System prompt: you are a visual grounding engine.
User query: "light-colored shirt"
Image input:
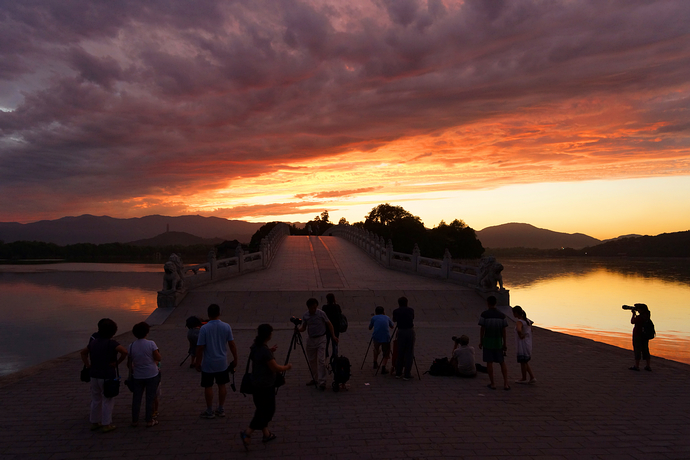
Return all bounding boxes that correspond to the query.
[129,339,159,379]
[303,309,329,338]
[197,319,234,373]
[453,345,477,376]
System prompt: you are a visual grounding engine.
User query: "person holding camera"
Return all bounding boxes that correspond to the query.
[195,304,238,418]
[630,304,652,371]
[240,324,293,450]
[369,306,395,374]
[393,296,415,380]
[478,296,509,390]
[299,298,338,390]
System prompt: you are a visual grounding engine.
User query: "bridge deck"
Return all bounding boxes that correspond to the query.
[1,236,689,459]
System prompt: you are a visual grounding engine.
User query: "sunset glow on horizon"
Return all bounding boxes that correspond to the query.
[1,1,689,239]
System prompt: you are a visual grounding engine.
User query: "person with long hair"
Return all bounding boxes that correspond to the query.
[323,293,343,358]
[128,322,162,427]
[630,304,652,371]
[80,318,128,432]
[240,324,292,450]
[512,306,536,384]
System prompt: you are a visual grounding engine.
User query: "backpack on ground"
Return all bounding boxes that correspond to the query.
[642,319,656,340]
[425,357,455,376]
[331,355,351,392]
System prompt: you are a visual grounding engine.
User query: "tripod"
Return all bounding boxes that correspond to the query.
[373,325,421,380]
[279,326,317,393]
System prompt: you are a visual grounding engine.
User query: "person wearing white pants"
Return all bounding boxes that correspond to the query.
[81,318,128,432]
[299,298,337,390]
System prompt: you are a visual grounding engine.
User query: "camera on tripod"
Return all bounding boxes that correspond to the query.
[289,316,303,326]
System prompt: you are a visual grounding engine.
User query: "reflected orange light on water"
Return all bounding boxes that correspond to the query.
[509,267,690,365]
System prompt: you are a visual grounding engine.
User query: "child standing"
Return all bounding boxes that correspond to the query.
[512,306,536,384]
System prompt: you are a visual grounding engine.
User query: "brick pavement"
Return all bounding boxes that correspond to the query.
[1,236,689,459]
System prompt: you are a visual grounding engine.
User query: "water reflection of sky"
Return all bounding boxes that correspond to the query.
[503,258,690,365]
[0,265,160,376]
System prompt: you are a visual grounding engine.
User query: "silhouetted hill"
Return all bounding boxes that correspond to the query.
[0,215,263,245]
[584,231,690,257]
[126,231,224,247]
[477,223,601,249]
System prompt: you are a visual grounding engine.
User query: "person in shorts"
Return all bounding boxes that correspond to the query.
[368,306,394,375]
[478,296,509,390]
[195,304,238,418]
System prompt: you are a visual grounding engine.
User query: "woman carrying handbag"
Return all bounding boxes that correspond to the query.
[240,324,292,450]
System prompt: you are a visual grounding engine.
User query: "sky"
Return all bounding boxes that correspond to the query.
[1,0,689,240]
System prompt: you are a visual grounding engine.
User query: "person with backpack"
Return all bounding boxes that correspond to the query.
[322,293,343,358]
[630,303,653,371]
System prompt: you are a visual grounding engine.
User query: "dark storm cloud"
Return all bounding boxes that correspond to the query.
[1,0,689,220]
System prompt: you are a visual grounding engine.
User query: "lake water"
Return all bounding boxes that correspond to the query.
[0,264,161,376]
[1,258,688,376]
[502,258,690,365]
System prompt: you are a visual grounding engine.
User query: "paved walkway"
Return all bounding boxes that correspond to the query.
[1,236,690,459]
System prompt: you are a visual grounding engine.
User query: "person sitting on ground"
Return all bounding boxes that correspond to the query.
[451,335,478,378]
[368,306,394,375]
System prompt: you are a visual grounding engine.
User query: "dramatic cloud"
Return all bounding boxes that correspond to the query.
[0,0,689,222]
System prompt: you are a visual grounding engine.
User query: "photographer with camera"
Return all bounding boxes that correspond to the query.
[299,298,338,390]
[626,304,653,371]
[195,304,238,419]
[368,306,394,375]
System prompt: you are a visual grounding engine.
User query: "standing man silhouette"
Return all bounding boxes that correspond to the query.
[478,296,509,390]
[393,296,415,380]
[195,304,239,418]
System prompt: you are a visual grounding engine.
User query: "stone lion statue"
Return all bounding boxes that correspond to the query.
[161,254,185,292]
[477,256,504,291]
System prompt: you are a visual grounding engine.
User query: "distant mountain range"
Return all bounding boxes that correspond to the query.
[126,231,225,247]
[476,223,602,249]
[0,215,264,245]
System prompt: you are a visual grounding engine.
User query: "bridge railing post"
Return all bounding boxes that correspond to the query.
[412,244,420,272]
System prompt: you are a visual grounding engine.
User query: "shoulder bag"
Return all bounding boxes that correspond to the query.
[240,350,254,396]
[103,366,121,398]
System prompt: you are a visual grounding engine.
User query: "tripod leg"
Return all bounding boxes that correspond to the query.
[413,356,421,380]
[295,332,317,387]
[179,353,190,366]
[360,337,373,370]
